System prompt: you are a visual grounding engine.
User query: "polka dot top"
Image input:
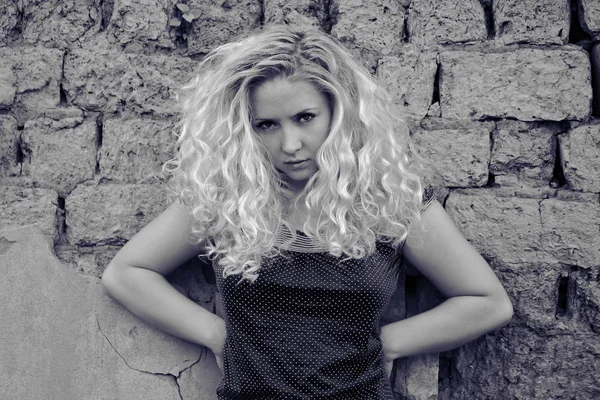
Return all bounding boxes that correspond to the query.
[213,195,436,400]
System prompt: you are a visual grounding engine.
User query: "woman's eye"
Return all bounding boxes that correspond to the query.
[256,121,276,131]
[298,113,315,123]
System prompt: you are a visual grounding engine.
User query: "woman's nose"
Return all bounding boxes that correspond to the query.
[281,125,302,154]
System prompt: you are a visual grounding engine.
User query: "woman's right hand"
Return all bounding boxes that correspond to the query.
[207,315,227,372]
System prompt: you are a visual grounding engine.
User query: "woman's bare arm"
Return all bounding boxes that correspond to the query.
[380,201,513,361]
[101,201,226,359]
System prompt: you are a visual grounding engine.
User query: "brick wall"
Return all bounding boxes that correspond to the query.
[1,1,599,399]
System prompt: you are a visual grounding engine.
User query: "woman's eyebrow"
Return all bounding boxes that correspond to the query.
[253,108,320,121]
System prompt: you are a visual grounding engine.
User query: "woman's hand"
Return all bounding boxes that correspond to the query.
[207,315,227,372]
[383,356,394,378]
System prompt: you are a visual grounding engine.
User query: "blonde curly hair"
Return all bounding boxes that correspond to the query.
[165,26,423,282]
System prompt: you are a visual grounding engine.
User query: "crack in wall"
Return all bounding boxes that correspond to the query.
[95,316,195,400]
[95,316,204,400]
[257,0,265,26]
[487,122,497,187]
[569,0,592,44]
[59,51,68,106]
[402,1,411,43]
[95,113,103,175]
[479,0,495,39]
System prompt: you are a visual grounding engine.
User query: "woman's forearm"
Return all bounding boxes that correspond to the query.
[101,264,226,354]
[381,294,513,361]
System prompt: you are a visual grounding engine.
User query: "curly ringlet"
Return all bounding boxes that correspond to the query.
[164,25,424,282]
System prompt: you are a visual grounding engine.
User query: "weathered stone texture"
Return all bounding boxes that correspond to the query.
[0,227,220,400]
[0,63,17,108]
[107,0,176,51]
[0,47,63,122]
[407,0,487,46]
[100,117,176,183]
[448,189,600,268]
[187,0,262,55]
[0,187,57,237]
[558,124,600,192]
[440,49,592,121]
[178,349,222,400]
[571,269,600,333]
[64,49,196,116]
[21,0,101,48]
[55,245,121,278]
[412,119,492,188]
[492,261,562,331]
[490,120,559,187]
[580,0,600,40]
[0,115,20,177]
[540,194,600,268]
[98,282,206,375]
[331,0,406,69]
[446,190,545,264]
[0,0,20,46]
[439,328,600,400]
[264,0,325,28]
[66,183,168,246]
[377,49,437,123]
[21,117,96,196]
[494,0,570,45]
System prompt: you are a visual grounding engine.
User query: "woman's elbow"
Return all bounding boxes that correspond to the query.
[493,292,514,329]
[101,262,124,298]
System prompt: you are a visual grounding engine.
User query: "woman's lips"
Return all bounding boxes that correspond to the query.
[284,159,309,169]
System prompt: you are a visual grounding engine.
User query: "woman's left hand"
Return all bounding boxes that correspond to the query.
[383,357,394,378]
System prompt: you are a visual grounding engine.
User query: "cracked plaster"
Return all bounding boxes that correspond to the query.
[0,227,221,400]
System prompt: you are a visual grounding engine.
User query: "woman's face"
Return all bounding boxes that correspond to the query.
[250,77,332,192]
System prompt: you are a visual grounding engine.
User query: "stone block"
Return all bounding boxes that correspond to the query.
[0,0,20,46]
[0,115,20,177]
[490,120,559,187]
[446,190,546,264]
[395,353,439,400]
[494,0,570,45]
[264,0,325,29]
[580,0,600,40]
[331,0,406,70]
[440,49,592,121]
[21,0,101,48]
[0,187,57,237]
[492,261,562,331]
[558,124,600,192]
[21,117,96,196]
[439,327,600,400]
[186,0,262,55]
[107,0,176,52]
[412,119,492,188]
[100,117,176,183]
[54,245,121,279]
[570,269,600,333]
[0,63,17,108]
[66,183,168,246]
[64,49,196,116]
[407,0,487,46]
[377,49,437,123]
[0,47,63,123]
[540,194,600,268]
[0,227,220,400]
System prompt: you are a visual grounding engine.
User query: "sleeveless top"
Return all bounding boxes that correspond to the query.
[213,196,436,399]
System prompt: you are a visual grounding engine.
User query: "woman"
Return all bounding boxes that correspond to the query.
[101,26,513,399]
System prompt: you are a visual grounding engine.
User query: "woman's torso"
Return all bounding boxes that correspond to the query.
[214,235,400,400]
